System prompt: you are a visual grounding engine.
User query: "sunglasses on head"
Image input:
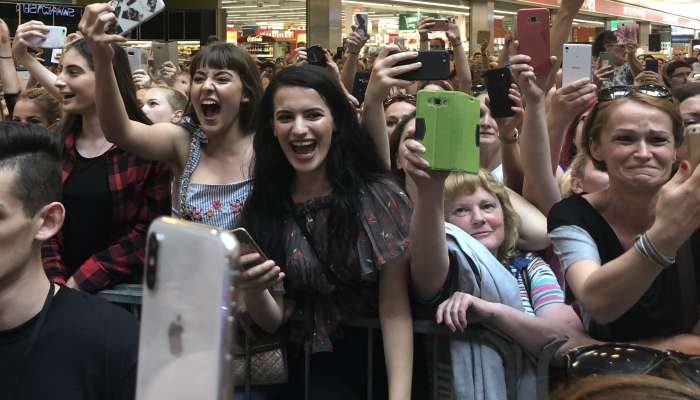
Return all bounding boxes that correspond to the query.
[597,84,672,102]
[471,84,487,95]
[383,94,417,108]
[566,343,700,385]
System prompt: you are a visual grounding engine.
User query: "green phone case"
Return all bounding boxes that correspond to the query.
[415,90,480,173]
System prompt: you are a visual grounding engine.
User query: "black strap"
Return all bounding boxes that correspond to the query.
[15,282,55,397]
[676,239,698,332]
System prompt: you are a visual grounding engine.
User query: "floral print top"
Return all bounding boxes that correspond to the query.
[171,116,253,230]
[283,179,412,353]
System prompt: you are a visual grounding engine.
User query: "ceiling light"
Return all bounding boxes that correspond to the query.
[343,0,468,11]
[573,18,604,25]
[494,9,516,15]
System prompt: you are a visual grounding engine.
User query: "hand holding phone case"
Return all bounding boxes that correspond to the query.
[415,90,480,173]
[485,67,516,118]
[517,9,551,78]
[136,217,237,400]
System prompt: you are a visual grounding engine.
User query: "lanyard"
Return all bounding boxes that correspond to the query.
[14,282,55,397]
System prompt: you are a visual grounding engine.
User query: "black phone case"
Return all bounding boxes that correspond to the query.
[485,67,516,118]
[645,59,659,72]
[352,72,371,105]
[394,51,450,81]
[307,46,327,67]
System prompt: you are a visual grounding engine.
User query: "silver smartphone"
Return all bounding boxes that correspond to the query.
[127,47,148,72]
[27,25,66,49]
[152,40,179,70]
[562,43,592,87]
[136,217,238,400]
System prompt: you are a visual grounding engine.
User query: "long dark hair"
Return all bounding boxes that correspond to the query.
[186,43,262,134]
[239,65,387,269]
[57,39,150,139]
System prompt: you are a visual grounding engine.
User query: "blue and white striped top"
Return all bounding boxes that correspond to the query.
[171,116,253,230]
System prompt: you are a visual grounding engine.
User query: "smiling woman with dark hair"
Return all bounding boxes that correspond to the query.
[238,65,414,399]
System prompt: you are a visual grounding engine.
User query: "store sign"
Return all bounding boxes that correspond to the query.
[671,35,694,44]
[399,12,440,31]
[16,3,77,17]
[516,0,700,29]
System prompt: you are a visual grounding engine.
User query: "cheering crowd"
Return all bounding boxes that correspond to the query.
[1,0,700,399]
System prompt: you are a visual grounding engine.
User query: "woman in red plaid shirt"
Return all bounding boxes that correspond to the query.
[13,23,171,293]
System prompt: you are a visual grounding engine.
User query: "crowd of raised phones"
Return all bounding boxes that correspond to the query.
[2,0,700,399]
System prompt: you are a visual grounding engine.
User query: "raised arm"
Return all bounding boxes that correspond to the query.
[417,17,433,51]
[12,21,61,99]
[80,3,188,168]
[0,20,20,97]
[550,0,584,72]
[446,19,471,92]
[362,46,419,168]
[546,80,597,173]
[340,29,367,93]
[402,133,451,300]
[511,51,561,215]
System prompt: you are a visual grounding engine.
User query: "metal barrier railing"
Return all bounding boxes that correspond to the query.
[99,284,562,400]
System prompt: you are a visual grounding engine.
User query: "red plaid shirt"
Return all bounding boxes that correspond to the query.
[42,133,171,293]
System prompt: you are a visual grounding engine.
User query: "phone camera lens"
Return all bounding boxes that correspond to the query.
[146,232,158,290]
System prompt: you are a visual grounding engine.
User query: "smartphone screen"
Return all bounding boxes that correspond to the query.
[599,51,613,68]
[352,71,370,105]
[355,13,369,39]
[485,67,516,118]
[645,58,659,72]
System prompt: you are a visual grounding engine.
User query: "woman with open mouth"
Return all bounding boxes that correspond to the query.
[82,3,262,231]
[236,65,414,399]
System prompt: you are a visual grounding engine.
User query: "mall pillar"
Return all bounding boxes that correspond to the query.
[639,22,651,51]
[469,0,494,56]
[307,0,343,49]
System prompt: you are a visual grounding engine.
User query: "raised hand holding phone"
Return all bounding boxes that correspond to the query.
[12,21,50,63]
[79,3,127,60]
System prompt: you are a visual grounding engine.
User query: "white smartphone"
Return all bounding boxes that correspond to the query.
[50,48,62,64]
[151,40,179,69]
[354,13,369,39]
[562,43,592,87]
[136,217,238,400]
[28,25,66,49]
[108,0,166,35]
[126,47,149,72]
